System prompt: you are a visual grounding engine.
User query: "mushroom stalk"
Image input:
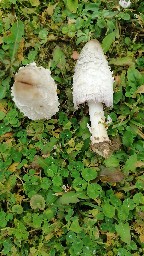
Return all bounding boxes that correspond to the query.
[88,100,111,158]
[88,100,109,144]
[72,39,114,157]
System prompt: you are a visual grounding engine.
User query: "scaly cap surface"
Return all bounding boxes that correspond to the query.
[11,62,59,120]
[73,40,114,108]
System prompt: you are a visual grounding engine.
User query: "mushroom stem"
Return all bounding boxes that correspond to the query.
[88,100,109,144]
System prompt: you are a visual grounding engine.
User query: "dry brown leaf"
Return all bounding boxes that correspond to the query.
[106,232,117,246]
[114,75,121,85]
[17,38,24,62]
[0,36,3,44]
[99,167,124,183]
[8,163,19,172]
[71,51,79,60]
[45,233,53,241]
[135,161,144,168]
[140,234,144,243]
[68,18,76,25]
[1,132,13,138]
[47,4,57,16]
[115,192,124,199]
[136,85,144,94]
[0,102,7,113]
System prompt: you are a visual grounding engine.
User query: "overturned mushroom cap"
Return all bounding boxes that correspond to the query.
[73,39,114,108]
[11,62,59,120]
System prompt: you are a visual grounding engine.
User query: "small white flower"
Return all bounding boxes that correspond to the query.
[119,0,131,8]
[62,185,67,191]
[106,115,112,124]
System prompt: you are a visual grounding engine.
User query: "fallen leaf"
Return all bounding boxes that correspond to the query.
[68,18,76,24]
[0,102,7,113]
[1,132,13,139]
[135,161,144,168]
[99,167,124,183]
[114,75,121,85]
[136,85,144,94]
[106,232,117,246]
[8,163,19,172]
[45,233,53,241]
[140,234,144,243]
[46,4,57,16]
[115,192,124,199]
[71,51,79,60]
[17,38,24,62]
[110,56,134,66]
[29,0,40,7]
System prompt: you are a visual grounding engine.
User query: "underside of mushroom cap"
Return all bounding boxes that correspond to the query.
[11,62,59,120]
[73,40,114,108]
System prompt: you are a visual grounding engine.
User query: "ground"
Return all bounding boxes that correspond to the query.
[0,0,144,255]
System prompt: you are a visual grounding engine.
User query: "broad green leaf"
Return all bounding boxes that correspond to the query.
[84,3,100,11]
[102,203,115,218]
[133,193,144,205]
[0,111,6,120]
[104,155,119,168]
[59,191,79,205]
[0,211,7,228]
[87,183,102,199]
[52,46,66,70]
[9,0,17,3]
[4,20,24,61]
[44,208,55,221]
[118,13,130,21]
[32,213,43,228]
[115,222,131,244]
[123,198,135,210]
[117,248,132,256]
[30,194,45,210]
[72,177,87,191]
[118,205,129,221]
[1,240,13,255]
[127,67,142,86]
[53,176,62,187]
[114,87,123,104]
[29,0,40,6]
[42,137,58,154]
[97,18,106,28]
[13,221,29,240]
[69,217,82,233]
[82,167,97,181]
[135,175,144,190]
[102,31,116,53]
[12,205,23,214]
[40,177,51,190]
[38,29,48,40]
[66,0,78,13]
[122,130,135,147]
[0,78,10,99]
[124,154,137,172]
[110,57,134,66]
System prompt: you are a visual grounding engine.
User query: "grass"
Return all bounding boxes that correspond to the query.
[0,0,144,255]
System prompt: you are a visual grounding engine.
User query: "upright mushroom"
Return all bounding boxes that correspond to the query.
[11,62,59,120]
[73,39,114,158]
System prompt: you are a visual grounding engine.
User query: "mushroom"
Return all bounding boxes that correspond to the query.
[11,62,59,120]
[73,39,114,158]
[119,0,131,8]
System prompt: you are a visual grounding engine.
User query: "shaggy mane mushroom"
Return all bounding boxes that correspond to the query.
[11,62,59,120]
[73,39,114,158]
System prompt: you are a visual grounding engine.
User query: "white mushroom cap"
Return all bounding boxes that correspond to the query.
[73,39,114,108]
[11,62,59,120]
